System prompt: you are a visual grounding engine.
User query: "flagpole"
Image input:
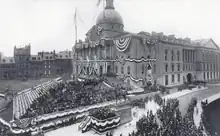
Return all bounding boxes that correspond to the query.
[74,8,78,44]
[103,0,105,19]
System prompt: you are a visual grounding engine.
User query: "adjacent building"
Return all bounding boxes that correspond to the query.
[73,0,220,87]
[0,45,72,80]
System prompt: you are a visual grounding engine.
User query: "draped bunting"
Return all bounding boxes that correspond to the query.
[100,37,112,40]
[114,37,132,52]
[0,101,122,135]
[142,37,156,45]
[116,73,144,82]
[125,58,156,63]
[116,73,154,83]
[81,115,120,133]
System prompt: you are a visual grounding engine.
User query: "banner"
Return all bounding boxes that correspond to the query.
[114,37,131,52]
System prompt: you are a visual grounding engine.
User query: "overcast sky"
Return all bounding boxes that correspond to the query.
[0,0,219,56]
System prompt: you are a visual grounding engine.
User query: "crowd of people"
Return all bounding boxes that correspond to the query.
[21,78,126,119]
[129,97,205,136]
[90,107,117,120]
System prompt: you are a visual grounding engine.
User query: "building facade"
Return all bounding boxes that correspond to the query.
[73,0,220,87]
[0,45,72,80]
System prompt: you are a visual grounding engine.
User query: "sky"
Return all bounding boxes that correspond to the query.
[0,0,219,56]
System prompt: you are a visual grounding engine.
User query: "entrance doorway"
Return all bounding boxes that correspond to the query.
[186,73,192,84]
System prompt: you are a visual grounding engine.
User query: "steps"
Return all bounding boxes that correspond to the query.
[78,116,91,132]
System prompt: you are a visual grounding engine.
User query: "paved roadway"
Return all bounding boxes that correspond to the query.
[178,85,220,115]
[0,102,13,122]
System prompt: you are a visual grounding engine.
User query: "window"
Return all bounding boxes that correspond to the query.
[153,64,156,73]
[165,64,168,72]
[203,72,206,80]
[178,74,180,82]
[211,72,212,79]
[183,64,185,71]
[121,66,124,74]
[165,75,168,85]
[177,51,180,61]
[50,56,52,59]
[46,56,49,59]
[142,64,144,74]
[127,66,130,74]
[172,64,174,72]
[207,72,209,79]
[171,50,174,61]
[172,74,175,83]
[177,63,180,71]
[165,49,168,61]
[115,66,118,73]
[203,64,205,70]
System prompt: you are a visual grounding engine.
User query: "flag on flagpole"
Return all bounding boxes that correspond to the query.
[96,0,102,7]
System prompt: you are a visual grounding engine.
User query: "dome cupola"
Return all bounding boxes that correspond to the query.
[96,0,124,26]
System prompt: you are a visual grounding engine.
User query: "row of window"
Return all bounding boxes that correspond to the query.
[202,51,219,62]
[165,49,180,61]
[115,64,156,75]
[183,49,195,62]
[203,72,219,80]
[183,64,194,71]
[165,74,181,85]
[165,63,181,72]
[203,63,218,71]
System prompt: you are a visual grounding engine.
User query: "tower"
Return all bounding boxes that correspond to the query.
[105,0,114,9]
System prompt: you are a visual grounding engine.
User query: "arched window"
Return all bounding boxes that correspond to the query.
[171,50,174,61]
[115,66,118,73]
[127,66,130,74]
[121,66,124,74]
[177,51,180,61]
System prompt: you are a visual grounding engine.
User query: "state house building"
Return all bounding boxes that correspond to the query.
[73,0,220,87]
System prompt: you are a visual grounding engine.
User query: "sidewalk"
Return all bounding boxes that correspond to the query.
[163,86,208,100]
